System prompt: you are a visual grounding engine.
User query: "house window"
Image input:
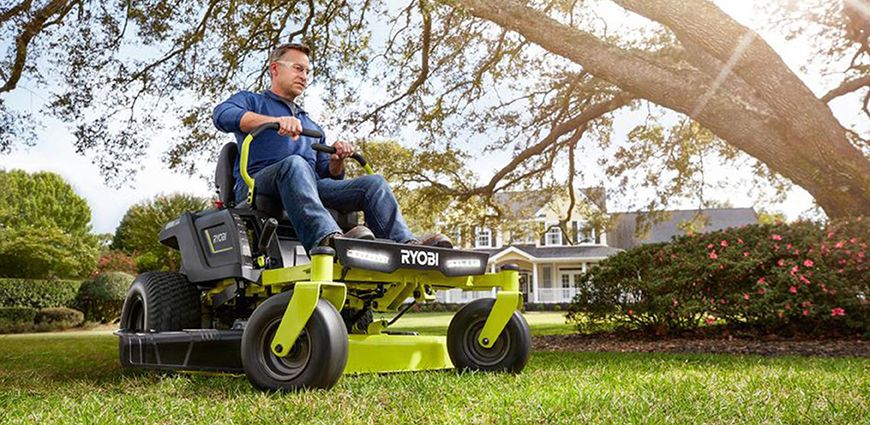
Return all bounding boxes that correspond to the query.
[475,227,492,248]
[451,228,462,247]
[545,225,562,246]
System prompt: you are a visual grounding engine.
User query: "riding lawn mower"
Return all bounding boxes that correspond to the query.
[116,122,531,391]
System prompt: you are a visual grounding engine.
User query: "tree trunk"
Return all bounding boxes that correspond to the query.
[452,0,870,218]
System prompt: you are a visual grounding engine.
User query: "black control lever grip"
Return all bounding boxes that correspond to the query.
[310,143,368,167]
[258,218,279,254]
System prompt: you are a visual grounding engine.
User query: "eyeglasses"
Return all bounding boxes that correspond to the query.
[274,61,312,77]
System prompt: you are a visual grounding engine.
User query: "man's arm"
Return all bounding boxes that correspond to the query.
[212,92,301,137]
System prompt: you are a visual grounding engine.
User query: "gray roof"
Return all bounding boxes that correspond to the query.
[609,208,758,250]
[479,244,622,260]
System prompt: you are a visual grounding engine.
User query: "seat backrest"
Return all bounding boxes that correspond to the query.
[215,142,238,207]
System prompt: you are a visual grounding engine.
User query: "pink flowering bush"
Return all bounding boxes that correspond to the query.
[566,217,868,336]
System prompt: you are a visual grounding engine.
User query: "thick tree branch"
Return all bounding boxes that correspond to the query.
[821,75,870,102]
[0,0,74,93]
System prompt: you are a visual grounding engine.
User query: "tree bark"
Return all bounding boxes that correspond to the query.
[452,0,870,217]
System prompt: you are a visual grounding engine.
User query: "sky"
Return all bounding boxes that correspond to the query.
[0,0,862,234]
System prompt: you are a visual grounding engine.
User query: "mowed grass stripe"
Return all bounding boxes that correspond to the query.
[0,313,867,424]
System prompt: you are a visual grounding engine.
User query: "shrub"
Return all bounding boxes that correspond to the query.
[0,306,37,323]
[567,217,869,336]
[0,279,83,309]
[0,226,100,279]
[93,250,137,276]
[75,272,134,322]
[34,307,84,329]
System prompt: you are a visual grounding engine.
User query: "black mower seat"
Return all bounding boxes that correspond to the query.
[215,142,359,232]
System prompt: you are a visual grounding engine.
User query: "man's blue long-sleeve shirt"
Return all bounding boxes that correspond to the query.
[213,90,341,194]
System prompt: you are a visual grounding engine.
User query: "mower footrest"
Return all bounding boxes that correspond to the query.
[116,329,243,373]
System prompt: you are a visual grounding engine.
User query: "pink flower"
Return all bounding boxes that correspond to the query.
[803,259,813,268]
[850,237,857,244]
[627,309,634,316]
[708,251,718,260]
[789,286,797,294]
[799,275,811,285]
[757,277,766,285]
[707,243,714,249]
[777,259,786,267]
[831,308,845,317]
[705,316,716,325]
[737,238,744,244]
[743,293,750,300]
[786,243,793,250]
[771,234,782,241]
[672,299,679,307]
[835,241,845,248]
[790,265,799,276]
[803,309,809,316]
[744,252,750,257]
[720,240,729,248]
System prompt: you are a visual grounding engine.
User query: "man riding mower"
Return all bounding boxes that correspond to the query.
[115,43,531,391]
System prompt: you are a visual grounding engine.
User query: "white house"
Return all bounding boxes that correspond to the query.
[437,188,623,305]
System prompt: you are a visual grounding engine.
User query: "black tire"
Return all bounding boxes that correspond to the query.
[447,298,531,373]
[241,292,348,391]
[119,272,202,332]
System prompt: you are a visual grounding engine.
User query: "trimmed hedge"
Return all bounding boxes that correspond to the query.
[567,217,869,336]
[0,279,83,309]
[0,306,37,323]
[75,272,134,323]
[34,307,84,326]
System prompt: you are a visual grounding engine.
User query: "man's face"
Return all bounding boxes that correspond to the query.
[270,49,310,99]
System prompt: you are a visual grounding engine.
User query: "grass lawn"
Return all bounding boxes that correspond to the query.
[0,312,867,424]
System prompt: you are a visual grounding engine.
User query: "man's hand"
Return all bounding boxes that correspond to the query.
[328,141,354,177]
[240,112,303,140]
[330,141,354,161]
[275,116,303,140]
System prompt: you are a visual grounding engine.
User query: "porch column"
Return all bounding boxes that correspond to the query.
[531,263,539,303]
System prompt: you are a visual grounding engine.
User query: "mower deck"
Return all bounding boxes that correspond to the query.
[117,329,452,374]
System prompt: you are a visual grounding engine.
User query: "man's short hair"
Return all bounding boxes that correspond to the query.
[269,43,310,62]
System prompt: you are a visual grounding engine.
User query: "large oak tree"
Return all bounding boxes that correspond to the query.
[1,0,868,222]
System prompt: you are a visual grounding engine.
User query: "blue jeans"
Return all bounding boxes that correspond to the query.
[235,155,414,252]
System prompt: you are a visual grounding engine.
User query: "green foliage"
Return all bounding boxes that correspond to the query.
[0,170,92,234]
[34,307,84,326]
[567,217,869,336]
[112,193,209,272]
[0,278,83,309]
[0,225,100,279]
[0,170,100,279]
[76,272,134,323]
[0,307,37,324]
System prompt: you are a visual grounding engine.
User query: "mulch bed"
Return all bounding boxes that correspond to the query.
[533,334,870,357]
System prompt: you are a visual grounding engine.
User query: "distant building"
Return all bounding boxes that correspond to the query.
[436,189,759,305]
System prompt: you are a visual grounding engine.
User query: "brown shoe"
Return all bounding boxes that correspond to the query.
[406,233,453,248]
[343,225,375,240]
[318,226,375,248]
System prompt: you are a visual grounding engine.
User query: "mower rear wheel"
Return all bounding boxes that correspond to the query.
[119,272,201,333]
[446,298,531,373]
[241,292,348,391]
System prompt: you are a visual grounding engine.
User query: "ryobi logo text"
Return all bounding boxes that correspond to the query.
[400,249,439,267]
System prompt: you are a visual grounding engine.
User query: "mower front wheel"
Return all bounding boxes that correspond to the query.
[447,298,531,373]
[241,292,348,391]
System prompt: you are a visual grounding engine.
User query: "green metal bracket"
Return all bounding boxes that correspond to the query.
[477,267,522,348]
[270,252,346,357]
